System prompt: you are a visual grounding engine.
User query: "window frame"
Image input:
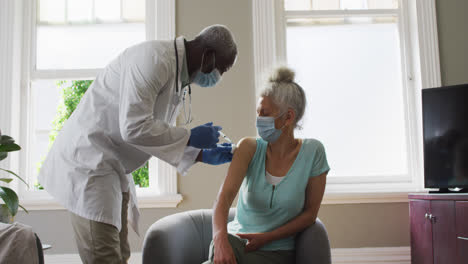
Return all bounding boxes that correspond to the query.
[1,0,181,210]
[37,0,146,25]
[252,0,442,200]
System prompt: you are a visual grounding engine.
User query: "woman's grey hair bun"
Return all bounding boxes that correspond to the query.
[260,66,306,129]
[269,66,295,83]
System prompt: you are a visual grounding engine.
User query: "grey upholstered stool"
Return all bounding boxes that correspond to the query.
[142,209,331,264]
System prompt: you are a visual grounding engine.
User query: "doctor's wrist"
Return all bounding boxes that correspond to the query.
[196,151,203,162]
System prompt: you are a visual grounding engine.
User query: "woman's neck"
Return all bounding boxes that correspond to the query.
[267,130,298,158]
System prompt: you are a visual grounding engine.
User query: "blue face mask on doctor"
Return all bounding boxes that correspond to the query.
[192,52,222,88]
[193,69,221,87]
[256,112,286,143]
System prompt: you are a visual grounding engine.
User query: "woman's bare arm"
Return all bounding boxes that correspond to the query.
[211,137,257,263]
[212,137,256,239]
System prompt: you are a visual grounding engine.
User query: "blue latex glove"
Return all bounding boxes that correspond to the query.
[189,122,222,149]
[202,143,233,165]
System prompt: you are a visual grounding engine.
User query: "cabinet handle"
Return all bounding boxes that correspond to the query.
[424,213,436,222]
[458,237,468,241]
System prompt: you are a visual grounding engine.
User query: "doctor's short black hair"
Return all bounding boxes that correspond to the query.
[195,24,238,69]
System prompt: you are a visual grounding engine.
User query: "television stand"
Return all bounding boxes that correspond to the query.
[409,193,468,264]
[429,188,468,193]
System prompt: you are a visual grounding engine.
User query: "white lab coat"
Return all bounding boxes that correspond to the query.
[38,37,200,233]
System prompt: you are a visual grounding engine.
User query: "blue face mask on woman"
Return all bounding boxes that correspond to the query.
[192,69,222,87]
[256,113,286,143]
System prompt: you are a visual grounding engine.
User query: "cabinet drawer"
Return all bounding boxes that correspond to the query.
[456,201,468,238]
[457,237,468,264]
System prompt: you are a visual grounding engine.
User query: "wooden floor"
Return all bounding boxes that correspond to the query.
[44,247,412,264]
[44,252,142,264]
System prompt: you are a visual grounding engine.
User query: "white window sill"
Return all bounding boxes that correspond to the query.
[19,193,183,211]
[137,194,183,208]
[18,184,430,210]
[19,191,427,212]
[322,191,426,204]
[322,180,428,204]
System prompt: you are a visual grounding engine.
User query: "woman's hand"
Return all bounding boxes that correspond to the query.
[213,234,237,264]
[236,233,272,252]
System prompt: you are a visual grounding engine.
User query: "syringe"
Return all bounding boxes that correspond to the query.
[219,131,236,153]
[219,131,232,143]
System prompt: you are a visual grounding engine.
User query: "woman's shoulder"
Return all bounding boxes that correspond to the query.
[234,137,258,158]
[236,137,257,152]
[302,138,326,153]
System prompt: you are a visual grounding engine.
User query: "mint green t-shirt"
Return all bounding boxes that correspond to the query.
[227,138,330,251]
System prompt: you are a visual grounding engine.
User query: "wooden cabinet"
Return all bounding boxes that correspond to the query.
[409,194,468,264]
[410,199,433,264]
[456,202,468,262]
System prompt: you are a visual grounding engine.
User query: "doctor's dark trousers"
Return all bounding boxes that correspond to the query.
[70,192,130,264]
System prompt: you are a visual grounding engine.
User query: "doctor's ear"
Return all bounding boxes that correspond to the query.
[201,50,216,73]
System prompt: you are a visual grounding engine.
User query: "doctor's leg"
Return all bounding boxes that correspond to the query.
[120,192,131,263]
[70,213,122,264]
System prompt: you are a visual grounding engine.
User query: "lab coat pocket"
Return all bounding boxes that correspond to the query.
[168,94,182,124]
[172,100,184,125]
[71,133,114,173]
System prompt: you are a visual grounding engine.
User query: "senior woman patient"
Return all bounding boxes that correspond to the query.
[202,67,330,264]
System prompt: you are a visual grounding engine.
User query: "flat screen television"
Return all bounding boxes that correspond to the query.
[422,83,468,193]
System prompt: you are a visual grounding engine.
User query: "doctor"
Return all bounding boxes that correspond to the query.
[38,25,238,264]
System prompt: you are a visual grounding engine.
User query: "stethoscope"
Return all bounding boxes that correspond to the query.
[174,39,193,125]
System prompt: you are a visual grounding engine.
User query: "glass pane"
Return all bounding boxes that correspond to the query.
[286,18,408,177]
[122,0,145,22]
[340,0,367,10]
[36,23,145,69]
[30,80,62,188]
[285,0,341,10]
[367,0,398,9]
[68,0,93,23]
[314,0,340,10]
[95,0,121,22]
[284,0,397,10]
[133,162,149,188]
[39,0,65,23]
[285,0,312,11]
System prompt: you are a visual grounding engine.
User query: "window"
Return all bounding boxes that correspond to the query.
[3,0,180,208]
[252,0,441,196]
[37,0,145,70]
[286,0,406,181]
